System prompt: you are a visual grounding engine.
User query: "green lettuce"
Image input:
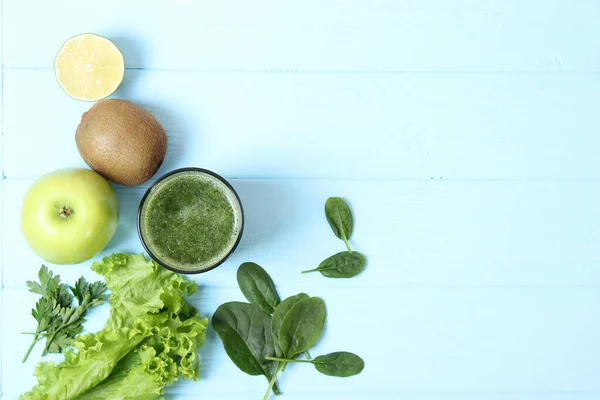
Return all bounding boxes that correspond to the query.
[20,254,208,400]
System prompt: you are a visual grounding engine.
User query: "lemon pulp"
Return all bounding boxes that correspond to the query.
[55,33,124,101]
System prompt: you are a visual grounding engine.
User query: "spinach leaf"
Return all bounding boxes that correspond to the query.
[212,302,281,395]
[302,251,366,278]
[271,293,309,357]
[266,351,364,378]
[216,261,365,398]
[237,262,281,314]
[311,352,365,377]
[278,297,326,359]
[325,197,353,251]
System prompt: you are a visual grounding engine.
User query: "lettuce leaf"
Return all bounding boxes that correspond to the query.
[76,347,164,400]
[20,254,208,400]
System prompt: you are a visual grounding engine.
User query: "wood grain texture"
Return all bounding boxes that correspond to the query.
[3,69,600,180]
[0,3,4,395]
[2,1,600,399]
[4,179,600,289]
[3,1,600,72]
[3,286,600,399]
[3,179,600,398]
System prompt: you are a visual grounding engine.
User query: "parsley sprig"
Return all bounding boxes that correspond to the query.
[22,266,108,362]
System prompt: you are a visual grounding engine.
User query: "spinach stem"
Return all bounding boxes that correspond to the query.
[271,381,281,396]
[303,350,311,360]
[301,269,318,274]
[266,356,312,364]
[344,239,352,253]
[263,362,283,400]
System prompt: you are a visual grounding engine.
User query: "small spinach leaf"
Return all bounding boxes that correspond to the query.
[212,302,281,395]
[278,297,326,359]
[237,262,281,314]
[271,293,309,357]
[266,351,365,378]
[325,197,353,250]
[312,352,365,377]
[302,251,366,278]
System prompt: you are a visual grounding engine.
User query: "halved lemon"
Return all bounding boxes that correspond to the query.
[55,33,125,101]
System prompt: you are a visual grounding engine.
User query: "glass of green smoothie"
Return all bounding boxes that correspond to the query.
[137,168,244,274]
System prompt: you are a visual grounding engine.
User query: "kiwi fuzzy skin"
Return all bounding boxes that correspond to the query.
[76,99,168,186]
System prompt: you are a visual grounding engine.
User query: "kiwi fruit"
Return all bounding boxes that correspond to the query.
[76,99,167,186]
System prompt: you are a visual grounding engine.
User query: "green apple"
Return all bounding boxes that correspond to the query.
[21,168,119,264]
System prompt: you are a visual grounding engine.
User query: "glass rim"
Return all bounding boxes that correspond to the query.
[137,167,244,275]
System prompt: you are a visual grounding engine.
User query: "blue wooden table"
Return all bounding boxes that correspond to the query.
[1,1,599,399]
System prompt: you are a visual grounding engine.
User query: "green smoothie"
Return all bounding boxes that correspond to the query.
[139,170,243,272]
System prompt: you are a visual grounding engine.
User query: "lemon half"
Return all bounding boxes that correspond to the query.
[55,33,125,101]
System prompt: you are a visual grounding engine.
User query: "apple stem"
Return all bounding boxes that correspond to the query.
[59,205,74,219]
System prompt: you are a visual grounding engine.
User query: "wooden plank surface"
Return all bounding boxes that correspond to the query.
[0,2,4,396]
[3,179,600,289]
[3,1,600,72]
[3,286,600,398]
[1,1,599,399]
[3,70,600,180]
[3,179,600,398]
